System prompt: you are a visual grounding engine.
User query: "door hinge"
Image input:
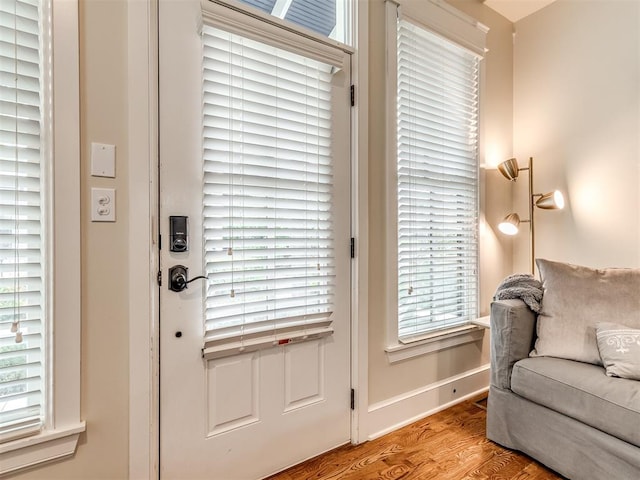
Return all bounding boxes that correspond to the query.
[350,84,355,107]
[350,388,355,410]
[350,237,355,259]
[158,233,162,250]
[157,270,162,287]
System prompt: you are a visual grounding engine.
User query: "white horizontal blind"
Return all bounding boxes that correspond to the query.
[396,17,479,340]
[0,0,45,442]
[201,26,336,359]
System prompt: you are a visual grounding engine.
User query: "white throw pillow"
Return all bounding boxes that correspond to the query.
[596,322,640,380]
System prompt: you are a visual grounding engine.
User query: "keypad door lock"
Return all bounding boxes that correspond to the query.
[169,265,207,292]
[169,216,189,252]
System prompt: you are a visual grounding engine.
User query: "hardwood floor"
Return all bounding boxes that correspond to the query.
[268,395,565,480]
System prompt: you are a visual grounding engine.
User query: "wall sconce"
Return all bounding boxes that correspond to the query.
[497,157,564,273]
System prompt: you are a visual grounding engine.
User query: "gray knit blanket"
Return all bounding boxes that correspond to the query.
[493,273,543,314]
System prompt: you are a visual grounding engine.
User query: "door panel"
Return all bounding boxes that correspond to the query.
[159,1,352,478]
[206,353,259,435]
[284,340,325,411]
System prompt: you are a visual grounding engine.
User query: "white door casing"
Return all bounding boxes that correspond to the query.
[158,1,352,478]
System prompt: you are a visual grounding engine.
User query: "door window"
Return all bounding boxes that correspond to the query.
[201,26,338,359]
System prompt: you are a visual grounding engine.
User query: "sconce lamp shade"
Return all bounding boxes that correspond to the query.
[497,157,520,181]
[498,213,521,235]
[535,190,565,210]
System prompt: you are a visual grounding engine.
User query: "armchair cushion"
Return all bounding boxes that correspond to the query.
[531,259,640,365]
[511,357,640,447]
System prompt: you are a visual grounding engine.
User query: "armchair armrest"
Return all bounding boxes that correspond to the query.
[490,299,537,390]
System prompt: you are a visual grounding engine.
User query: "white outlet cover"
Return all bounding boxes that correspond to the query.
[91,143,116,178]
[91,187,116,222]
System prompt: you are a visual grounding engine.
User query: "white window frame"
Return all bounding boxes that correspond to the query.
[0,0,84,474]
[384,0,488,362]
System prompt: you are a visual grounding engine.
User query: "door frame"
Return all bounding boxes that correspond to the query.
[127,1,160,477]
[126,0,369,477]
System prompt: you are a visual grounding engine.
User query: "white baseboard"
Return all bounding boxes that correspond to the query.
[366,364,490,440]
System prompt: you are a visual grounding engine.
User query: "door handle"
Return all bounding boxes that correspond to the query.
[169,265,207,292]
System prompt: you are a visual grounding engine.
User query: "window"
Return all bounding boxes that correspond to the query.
[0,0,45,442]
[396,19,479,339]
[232,0,351,45]
[200,22,347,359]
[385,0,487,347]
[0,0,83,474]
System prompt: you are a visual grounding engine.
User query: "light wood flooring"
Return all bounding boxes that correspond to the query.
[268,395,565,480]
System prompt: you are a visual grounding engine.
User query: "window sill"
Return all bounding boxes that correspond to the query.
[0,422,86,476]
[470,315,490,329]
[385,324,485,364]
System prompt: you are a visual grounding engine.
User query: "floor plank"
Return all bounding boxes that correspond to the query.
[267,395,565,480]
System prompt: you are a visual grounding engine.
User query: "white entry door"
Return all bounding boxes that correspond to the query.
[159,1,352,479]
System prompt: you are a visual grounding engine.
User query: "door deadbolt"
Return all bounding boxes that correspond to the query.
[169,265,207,292]
[169,216,189,252]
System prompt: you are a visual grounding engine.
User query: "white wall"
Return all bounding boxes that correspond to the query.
[513,0,640,270]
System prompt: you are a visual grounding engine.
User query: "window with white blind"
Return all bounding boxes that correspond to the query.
[0,0,82,473]
[0,0,45,444]
[201,25,339,360]
[385,1,486,345]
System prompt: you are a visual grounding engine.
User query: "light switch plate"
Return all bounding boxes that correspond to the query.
[91,188,116,222]
[91,143,116,178]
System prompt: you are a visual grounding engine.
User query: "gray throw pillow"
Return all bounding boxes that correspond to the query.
[531,259,640,365]
[596,322,640,380]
